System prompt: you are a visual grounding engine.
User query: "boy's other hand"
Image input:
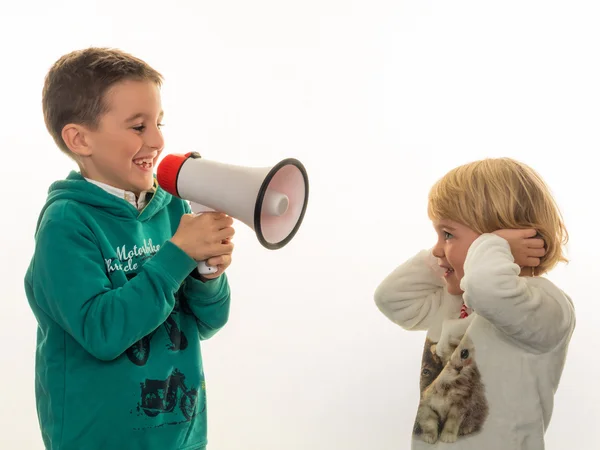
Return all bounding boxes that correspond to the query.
[171,212,235,262]
[201,238,234,279]
[492,228,546,267]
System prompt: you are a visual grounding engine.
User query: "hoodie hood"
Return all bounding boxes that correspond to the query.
[36,171,172,232]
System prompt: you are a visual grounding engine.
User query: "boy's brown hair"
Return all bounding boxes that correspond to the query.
[427,157,569,275]
[42,47,163,157]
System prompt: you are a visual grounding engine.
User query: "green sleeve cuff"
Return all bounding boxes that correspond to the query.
[185,273,228,302]
[145,240,198,289]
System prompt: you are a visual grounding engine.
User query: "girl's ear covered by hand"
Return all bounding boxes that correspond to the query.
[492,229,546,268]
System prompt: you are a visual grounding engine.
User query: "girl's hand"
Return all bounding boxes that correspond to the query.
[492,228,546,267]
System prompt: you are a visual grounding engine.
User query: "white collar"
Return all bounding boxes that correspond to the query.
[84,178,155,211]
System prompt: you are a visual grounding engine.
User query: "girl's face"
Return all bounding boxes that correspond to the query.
[431,219,481,295]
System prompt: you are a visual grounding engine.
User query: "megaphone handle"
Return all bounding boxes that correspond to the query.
[189,204,219,275]
[197,260,219,275]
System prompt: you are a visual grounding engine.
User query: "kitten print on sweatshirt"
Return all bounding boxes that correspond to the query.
[413,335,489,444]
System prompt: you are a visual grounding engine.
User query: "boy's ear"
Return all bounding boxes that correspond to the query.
[62,123,93,157]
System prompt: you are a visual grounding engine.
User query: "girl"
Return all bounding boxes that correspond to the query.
[375,158,575,450]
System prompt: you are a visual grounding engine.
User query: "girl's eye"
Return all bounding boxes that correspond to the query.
[444,231,453,240]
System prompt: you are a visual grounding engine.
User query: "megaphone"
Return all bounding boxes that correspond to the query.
[157,152,309,275]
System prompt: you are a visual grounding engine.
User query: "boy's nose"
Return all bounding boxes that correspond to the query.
[146,127,164,150]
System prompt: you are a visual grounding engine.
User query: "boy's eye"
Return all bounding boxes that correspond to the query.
[133,123,164,132]
[443,231,453,240]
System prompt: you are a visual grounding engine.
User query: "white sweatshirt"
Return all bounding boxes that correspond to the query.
[374,233,575,450]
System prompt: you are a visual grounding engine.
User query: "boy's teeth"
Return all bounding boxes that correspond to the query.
[134,158,153,167]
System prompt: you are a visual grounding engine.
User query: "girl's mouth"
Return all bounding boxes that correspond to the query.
[443,267,455,277]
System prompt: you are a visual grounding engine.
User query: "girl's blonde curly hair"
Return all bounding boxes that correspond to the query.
[427,157,568,275]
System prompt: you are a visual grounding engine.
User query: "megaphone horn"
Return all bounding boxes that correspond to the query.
[157,152,309,275]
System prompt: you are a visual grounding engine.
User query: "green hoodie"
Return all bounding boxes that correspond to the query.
[24,171,231,450]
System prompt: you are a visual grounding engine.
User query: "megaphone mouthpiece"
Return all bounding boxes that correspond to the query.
[156,151,200,198]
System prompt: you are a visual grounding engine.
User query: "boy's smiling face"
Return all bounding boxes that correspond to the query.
[431,219,480,295]
[64,79,165,196]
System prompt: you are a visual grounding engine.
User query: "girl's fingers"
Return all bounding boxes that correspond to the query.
[527,238,546,249]
[529,248,546,258]
[526,257,542,267]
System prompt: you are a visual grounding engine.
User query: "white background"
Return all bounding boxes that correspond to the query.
[1,1,598,449]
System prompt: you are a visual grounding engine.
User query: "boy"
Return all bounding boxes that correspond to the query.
[24,47,235,450]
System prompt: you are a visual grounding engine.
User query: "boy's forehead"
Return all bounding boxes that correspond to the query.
[103,80,162,118]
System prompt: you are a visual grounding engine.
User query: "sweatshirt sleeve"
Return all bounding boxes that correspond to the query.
[176,199,231,339]
[180,273,231,340]
[374,249,455,331]
[460,233,575,354]
[29,217,198,361]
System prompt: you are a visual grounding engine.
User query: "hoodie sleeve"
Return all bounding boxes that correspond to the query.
[176,200,231,339]
[461,233,575,354]
[374,249,457,330]
[180,274,231,340]
[29,216,198,362]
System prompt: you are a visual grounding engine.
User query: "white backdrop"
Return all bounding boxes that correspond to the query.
[1,1,598,449]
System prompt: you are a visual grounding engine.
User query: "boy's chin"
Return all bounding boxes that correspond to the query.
[133,175,155,192]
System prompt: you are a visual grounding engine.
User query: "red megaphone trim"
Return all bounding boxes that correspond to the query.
[156,152,201,197]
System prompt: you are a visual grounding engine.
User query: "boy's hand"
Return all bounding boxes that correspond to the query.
[492,228,546,267]
[201,238,234,280]
[171,212,235,262]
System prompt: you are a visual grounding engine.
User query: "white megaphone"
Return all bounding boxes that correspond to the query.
[156,152,309,275]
